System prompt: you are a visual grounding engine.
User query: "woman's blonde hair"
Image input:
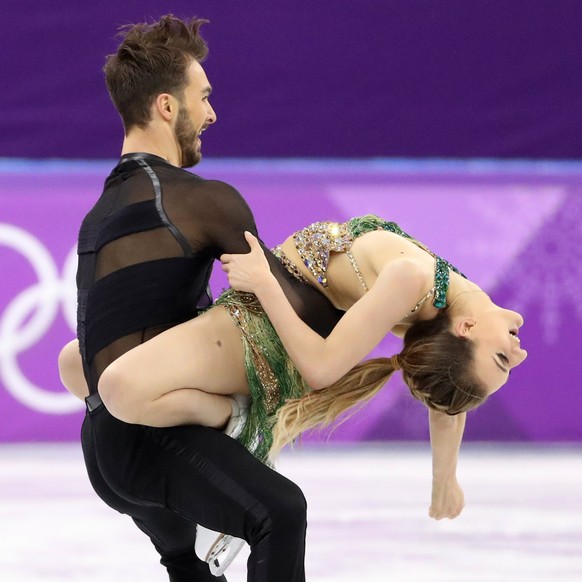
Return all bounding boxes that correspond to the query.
[271,310,486,457]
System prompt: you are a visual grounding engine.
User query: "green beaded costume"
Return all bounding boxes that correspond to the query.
[217,215,464,462]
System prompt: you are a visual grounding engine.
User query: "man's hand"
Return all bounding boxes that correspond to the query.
[429,476,465,520]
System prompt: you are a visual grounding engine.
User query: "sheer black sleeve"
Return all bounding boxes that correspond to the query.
[162,172,342,336]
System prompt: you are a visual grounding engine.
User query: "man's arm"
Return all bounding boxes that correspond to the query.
[428,409,466,519]
[197,180,262,255]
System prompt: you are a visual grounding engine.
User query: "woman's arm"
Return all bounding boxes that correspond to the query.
[428,409,466,519]
[221,231,427,389]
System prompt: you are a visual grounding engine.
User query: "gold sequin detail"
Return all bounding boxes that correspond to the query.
[220,293,281,413]
[293,221,358,288]
[406,286,435,318]
[272,245,310,285]
[346,251,369,291]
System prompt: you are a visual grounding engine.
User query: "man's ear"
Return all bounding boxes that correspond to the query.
[154,93,175,121]
[453,317,476,338]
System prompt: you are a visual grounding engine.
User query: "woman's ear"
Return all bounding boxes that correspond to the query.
[453,317,476,338]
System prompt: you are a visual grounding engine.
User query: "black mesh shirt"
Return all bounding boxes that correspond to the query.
[76,153,343,394]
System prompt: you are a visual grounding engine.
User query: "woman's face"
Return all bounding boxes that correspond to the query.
[458,308,528,396]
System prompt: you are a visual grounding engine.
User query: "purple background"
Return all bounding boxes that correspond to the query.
[1,158,581,442]
[1,2,581,442]
[3,0,582,159]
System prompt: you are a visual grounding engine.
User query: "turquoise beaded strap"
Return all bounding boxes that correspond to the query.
[433,259,451,309]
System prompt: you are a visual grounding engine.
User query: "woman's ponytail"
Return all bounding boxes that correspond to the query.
[270,356,401,458]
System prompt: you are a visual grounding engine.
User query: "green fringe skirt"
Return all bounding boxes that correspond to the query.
[215,289,308,463]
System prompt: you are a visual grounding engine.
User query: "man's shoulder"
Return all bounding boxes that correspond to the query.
[177,173,244,200]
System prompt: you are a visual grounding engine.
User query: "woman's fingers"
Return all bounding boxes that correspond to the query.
[244,230,260,249]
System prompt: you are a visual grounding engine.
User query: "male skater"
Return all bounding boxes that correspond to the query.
[74,15,341,581]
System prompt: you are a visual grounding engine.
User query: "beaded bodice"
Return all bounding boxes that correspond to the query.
[273,214,465,311]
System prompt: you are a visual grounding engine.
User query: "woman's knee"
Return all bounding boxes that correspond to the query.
[98,363,141,424]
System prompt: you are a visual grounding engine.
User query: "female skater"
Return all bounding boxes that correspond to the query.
[60,214,527,499]
[60,214,527,572]
[221,215,527,456]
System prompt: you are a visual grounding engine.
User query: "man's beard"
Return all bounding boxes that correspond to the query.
[175,105,201,168]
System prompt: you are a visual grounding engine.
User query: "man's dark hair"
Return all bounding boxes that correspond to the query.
[104,15,209,131]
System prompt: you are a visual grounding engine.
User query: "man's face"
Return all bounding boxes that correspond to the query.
[174,61,217,168]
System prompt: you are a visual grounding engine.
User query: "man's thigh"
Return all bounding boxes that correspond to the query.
[84,408,301,542]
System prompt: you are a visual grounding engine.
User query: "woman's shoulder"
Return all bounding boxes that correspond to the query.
[376,256,432,284]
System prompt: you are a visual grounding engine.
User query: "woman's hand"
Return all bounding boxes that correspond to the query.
[220,231,272,293]
[429,476,465,520]
[428,409,466,520]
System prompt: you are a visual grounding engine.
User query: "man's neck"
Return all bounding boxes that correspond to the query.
[121,126,180,166]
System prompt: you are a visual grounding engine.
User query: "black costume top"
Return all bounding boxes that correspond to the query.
[76,153,342,394]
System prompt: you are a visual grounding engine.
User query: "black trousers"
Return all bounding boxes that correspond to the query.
[81,402,307,581]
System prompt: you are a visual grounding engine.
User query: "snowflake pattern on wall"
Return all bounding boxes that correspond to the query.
[463,185,566,289]
[501,191,582,343]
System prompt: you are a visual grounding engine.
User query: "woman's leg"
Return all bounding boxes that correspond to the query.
[98,306,249,427]
[58,338,91,399]
[58,333,239,429]
[127,387,235,428]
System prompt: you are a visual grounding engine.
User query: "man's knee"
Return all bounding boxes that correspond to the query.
[280,481,307,527]
[255,479,307,540]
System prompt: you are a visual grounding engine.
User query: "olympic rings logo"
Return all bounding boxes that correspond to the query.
[0,223,83,414]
